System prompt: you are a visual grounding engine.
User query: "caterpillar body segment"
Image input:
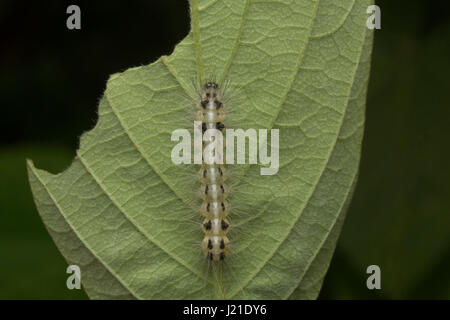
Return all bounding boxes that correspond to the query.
[197,82,230,261]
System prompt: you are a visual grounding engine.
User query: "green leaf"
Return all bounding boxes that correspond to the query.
[27,0,373,299]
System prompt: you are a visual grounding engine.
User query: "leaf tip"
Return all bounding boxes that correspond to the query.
[25,158,36,176]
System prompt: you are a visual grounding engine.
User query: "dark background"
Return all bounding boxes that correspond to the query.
[0,0,449,299]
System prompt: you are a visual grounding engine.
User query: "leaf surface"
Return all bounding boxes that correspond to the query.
[28,0,373,299]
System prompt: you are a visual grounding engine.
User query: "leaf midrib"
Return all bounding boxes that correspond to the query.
[189,0,339,298]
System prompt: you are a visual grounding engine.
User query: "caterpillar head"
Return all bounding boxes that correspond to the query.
[204,82,219,90]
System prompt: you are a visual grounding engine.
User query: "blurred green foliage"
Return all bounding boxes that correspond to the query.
[320,0,450,299]
[0,145,86,299]
[0,1,449,299]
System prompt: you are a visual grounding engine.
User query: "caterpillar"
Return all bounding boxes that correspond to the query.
[197,81,231,261]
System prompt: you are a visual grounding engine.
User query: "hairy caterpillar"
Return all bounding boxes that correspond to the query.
[168,75,273,285]
[167,76,277,297]
[198,82,231,261]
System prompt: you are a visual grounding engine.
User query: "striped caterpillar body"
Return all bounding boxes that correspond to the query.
[198,82,230,261]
